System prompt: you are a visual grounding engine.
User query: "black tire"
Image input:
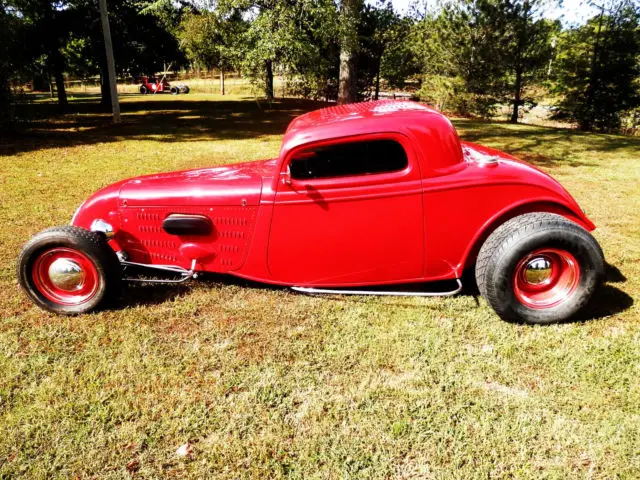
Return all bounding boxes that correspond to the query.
[17,226,122,315]
[170,86,179,95]
[475,213,604,324]
[140,85,148,95]
[182,86,190,94]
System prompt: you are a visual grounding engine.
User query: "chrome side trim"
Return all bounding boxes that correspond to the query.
[121,259,198,284]
[291,278,463,297]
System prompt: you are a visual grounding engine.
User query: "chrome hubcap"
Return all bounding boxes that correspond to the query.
[48,258,85,291]
[523,257,552,285]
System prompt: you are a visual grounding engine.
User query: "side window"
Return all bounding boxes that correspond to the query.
[289,139,408,180]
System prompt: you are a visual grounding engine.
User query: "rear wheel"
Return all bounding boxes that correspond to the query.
[170,86,179,95]
[140,85,148,94]
[17,226,122,315]
[475,213,604,324]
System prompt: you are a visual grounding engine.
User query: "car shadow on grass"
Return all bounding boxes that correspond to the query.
[112,261,633,324]
[118,282,194,308]
[571,262,633,323]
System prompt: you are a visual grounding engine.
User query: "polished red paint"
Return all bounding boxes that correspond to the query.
[71,100,596,287]
[32,248,100,305]
[513,248,580,309]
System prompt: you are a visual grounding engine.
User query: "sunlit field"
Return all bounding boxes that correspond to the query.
[0,95,638,478]
[58,76,278,97]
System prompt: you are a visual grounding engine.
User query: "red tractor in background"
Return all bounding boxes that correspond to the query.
[139,75,190,95]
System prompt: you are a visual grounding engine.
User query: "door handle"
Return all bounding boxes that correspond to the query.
[281,167,292,186]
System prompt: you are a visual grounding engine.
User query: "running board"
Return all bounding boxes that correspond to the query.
[121,259,198,284]
[291,279,463,297]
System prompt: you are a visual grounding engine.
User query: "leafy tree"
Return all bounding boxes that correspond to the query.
[6,0,75,107]
[380,16,419,90]
[502,1,558,122]
[410,3,487,112]
[411,0,556,119]
[178,9,246,94]
[220,0,338,100]
[140,0,190,35]
[0,1,22,126]
[283,4,340,101]
[553,0,640,131]
[358,1,416,99]
[65,0,185,106]
[464,0,557,120]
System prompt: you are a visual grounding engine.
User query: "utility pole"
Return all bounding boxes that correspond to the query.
[99,0,120,123]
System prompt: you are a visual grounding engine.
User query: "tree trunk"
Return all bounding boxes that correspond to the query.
[374,58,381,100]
[265,60,274,101]
[583,6,605,131]
[100,68,111,107]
[220,69,225,95]
[32,74,49,92]
[50,49,68,108]
[53,69,67,108]
[0,75,12,128]
[99,0,120,123]
[338,48,357,104]
[510,68,522,123]
[338,0,361,104]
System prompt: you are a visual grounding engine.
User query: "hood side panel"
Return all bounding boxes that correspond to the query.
[72,160,274,272]
[118,206,258,271]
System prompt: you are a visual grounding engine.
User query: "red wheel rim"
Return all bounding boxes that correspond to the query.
[513,248,580,309]
[31,247,101,306]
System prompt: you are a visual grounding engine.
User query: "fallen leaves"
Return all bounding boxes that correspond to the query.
[126,459,140,473]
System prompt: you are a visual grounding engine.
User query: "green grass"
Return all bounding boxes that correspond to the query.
[0,95,639,479]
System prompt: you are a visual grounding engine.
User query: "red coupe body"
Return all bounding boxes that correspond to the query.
[70,101,594,288]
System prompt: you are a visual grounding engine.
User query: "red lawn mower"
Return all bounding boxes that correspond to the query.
[139,75,190,95]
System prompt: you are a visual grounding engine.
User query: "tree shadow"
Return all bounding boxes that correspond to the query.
[454,118,640,169]
[5,97,640,165]
[0,97,328,157]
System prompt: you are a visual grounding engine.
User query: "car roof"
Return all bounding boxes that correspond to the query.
[278,100,464,171]
[285,100,441,133]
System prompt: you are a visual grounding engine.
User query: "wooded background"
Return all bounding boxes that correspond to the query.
[2,0,639,133]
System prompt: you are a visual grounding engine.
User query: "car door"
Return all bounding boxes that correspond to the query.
[267,134,424,286]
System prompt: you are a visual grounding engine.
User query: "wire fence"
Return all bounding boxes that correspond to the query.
[52,73,258,96]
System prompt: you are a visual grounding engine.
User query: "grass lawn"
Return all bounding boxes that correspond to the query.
[0,95,639,479]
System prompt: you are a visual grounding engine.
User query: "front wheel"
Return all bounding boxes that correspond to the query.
[17,226,122,315]
[475,213,604,324]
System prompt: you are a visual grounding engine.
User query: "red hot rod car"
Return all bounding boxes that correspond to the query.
[17,101,604,324]
[139,75,190,95]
